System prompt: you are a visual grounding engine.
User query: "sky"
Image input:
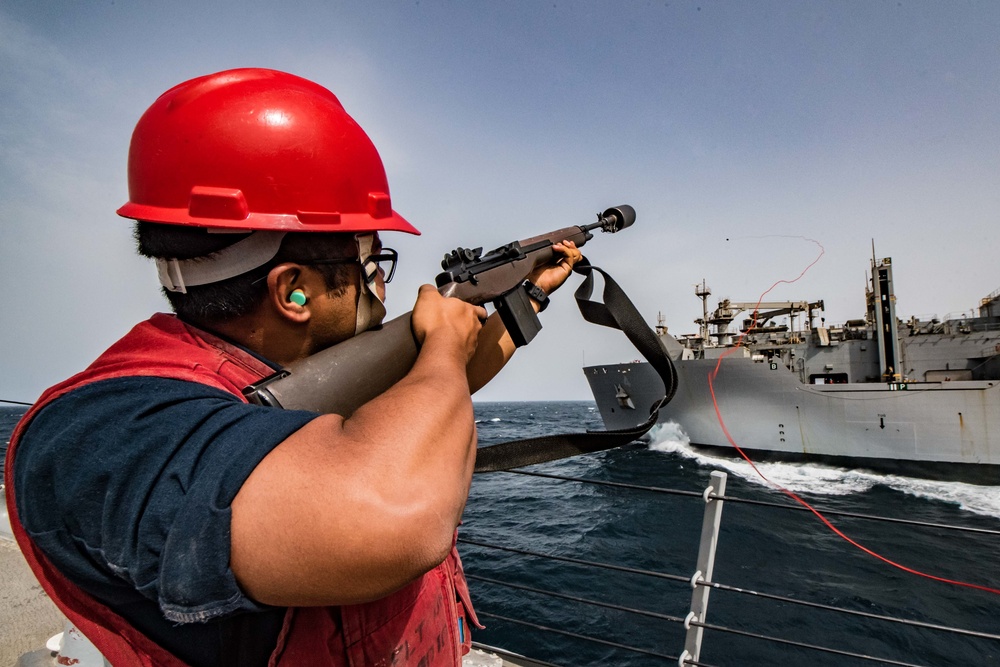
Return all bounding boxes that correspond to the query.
[1,1,999,403]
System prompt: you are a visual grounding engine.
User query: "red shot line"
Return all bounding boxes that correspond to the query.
[705,237,1000,596]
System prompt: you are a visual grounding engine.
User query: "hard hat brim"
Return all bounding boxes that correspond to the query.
[117,203,421,235]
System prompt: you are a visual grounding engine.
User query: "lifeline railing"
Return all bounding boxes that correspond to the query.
[460,469,1000,667]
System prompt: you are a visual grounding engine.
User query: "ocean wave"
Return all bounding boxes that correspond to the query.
[880,475,1000,518]
[646,422,1000,518]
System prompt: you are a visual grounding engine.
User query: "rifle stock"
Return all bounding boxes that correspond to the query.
[243,205,635,415]
[245,314,417,415]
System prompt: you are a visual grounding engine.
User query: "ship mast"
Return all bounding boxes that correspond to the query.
[870,255,903,383]
[695,280,711,345]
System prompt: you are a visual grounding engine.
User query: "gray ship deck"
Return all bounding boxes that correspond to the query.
[1,506,66,667]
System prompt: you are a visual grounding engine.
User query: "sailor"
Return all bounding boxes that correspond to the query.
[4,68,581,667]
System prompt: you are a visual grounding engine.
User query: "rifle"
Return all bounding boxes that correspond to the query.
[243,205,635,416]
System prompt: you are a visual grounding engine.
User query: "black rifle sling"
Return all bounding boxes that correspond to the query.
[473,258,677,473]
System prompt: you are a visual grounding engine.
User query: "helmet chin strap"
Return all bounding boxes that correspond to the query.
[354,233,387,335]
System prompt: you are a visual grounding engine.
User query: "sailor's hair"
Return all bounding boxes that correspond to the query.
[134,222,356,325]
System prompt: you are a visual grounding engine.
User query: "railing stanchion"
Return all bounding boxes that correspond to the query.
[682,470,727,664]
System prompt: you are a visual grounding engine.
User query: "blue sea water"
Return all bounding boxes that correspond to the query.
[465,402,1000,666]
[4,402,999,666]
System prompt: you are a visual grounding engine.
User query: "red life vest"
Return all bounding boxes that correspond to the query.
[4,313,480,667]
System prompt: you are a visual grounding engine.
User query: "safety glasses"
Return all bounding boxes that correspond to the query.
[307,248,398,284]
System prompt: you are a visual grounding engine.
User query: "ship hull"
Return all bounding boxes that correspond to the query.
[584,358,1000,471]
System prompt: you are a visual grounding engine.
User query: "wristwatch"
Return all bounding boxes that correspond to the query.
[523,280,549,312]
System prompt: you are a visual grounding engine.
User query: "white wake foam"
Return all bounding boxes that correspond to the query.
[646,422,1000,518]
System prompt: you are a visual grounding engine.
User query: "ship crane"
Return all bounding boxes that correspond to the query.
[706,299,825,344]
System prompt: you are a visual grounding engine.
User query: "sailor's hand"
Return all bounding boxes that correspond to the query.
[528,240,583,296]
[412,284,487,364]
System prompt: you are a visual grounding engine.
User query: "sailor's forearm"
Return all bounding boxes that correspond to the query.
[467,301,542,394]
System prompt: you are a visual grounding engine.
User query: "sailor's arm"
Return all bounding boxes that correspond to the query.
[230,286,485,607]
[466,240,582,393]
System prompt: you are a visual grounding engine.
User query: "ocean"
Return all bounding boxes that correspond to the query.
[3,402,999,666]
[464,402,1000,666]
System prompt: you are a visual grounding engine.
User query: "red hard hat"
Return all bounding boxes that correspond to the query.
[117,68,419,234]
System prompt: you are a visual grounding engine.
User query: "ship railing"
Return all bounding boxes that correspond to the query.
[972,321,1000,333]
[941,309,977,322]
[461,468,1000,667]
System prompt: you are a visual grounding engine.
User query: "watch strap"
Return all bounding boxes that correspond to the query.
[523,280,549,312]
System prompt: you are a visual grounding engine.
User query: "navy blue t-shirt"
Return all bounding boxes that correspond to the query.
[14,375,319,667]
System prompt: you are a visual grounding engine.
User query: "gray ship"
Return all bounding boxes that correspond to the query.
[585,256,1000,477]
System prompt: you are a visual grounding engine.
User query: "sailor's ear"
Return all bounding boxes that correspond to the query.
[267,264,311,323]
